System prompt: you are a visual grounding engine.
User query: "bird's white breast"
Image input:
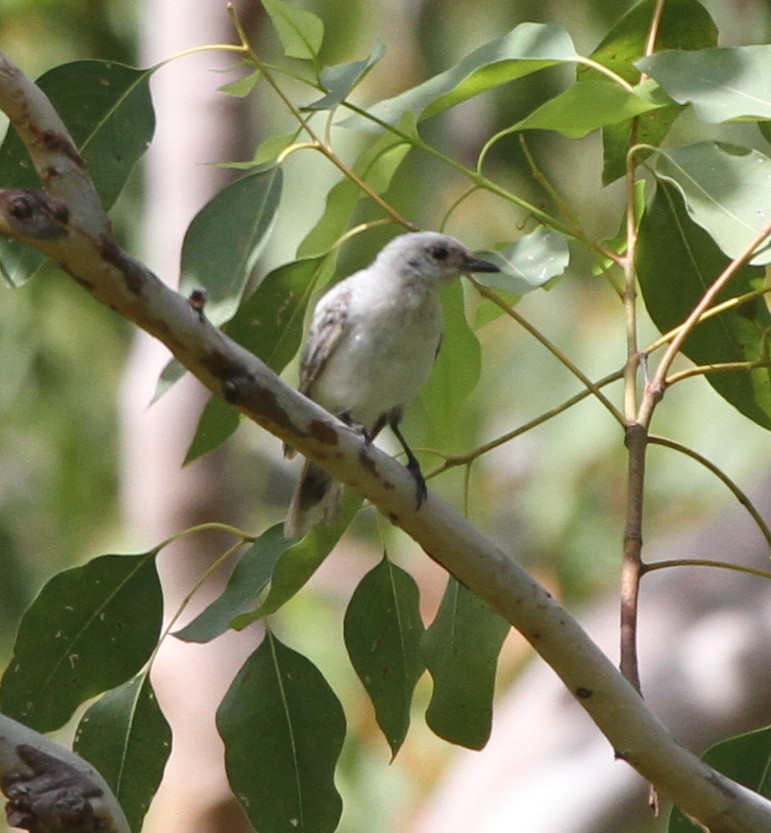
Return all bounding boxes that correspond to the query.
[308,271,443,430]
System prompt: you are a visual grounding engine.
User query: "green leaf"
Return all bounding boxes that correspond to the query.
[217,632,346,833]
[0,60,155,286]
[219,68,262,98]
[304,43,386,111]
[0,551,162,732]
[421,578,509,750]
[653,142,771,265]
[639,45,771,123]
[250,130,301,167]
[182,255,326,462]
[262,0,324,62]
[580,0,717,184]
[179,167,283,325]
[669,726,771,832]
[346,23,578,131]
[74,674,171,833]
[513,79,670,138]
[583,0,717,85]
[343,555,425,757]
[475,227,570,296]
[151,357,187,404]
[183,396,241,465]
[225,255,326,372]
[232,493,363,628]
[297,128,411,258]
[637,181,771,429]
[174,525,289,643]
[422,281,481,443]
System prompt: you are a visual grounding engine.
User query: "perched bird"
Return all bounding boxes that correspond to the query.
[284,231,499,538]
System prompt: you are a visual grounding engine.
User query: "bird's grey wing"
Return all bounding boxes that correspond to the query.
[298,288,351,395]
[283,288,351,460]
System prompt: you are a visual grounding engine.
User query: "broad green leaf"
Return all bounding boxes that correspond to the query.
[421,578,509,750]
[219,68,262,98]
[232,493,363,628]
[74,674,171,833]
[0,551,162,732]
[0,60,155,286]
[422,281,481,445]
[183,396,241,465]
[262,0,324,62]
[250,130,301,167]
[580,0,717,183]
[346,23,579,132]
[669,726,771,832]
[182,255,326,462]
[217,632,346,833]
[513,79,670,139]
[151,357,187,404]
[584,0,717,84]
[639,45,771,123]
[297,128,411,258]
[156,253,322,413]
[174,525,289,643]
[653,142,771,266]
[343,555,425,757]
[475,227,570,296]
[225,255,326,372]
[304,43,386,111]
[637,181,771,429]
[179,167,283,325]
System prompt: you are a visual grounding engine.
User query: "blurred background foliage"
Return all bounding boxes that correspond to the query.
[1,1,771,831]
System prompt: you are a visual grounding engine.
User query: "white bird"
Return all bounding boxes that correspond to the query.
[284,231,499,538]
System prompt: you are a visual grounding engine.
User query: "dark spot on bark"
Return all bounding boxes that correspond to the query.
[8,193,33,219]
[388,512,399,524]
[99,236,145,295]
[3,191,69,239]
[202,349,249,383]
[575,687,593,699]
[309,419,338,446]
[39,129,84,167]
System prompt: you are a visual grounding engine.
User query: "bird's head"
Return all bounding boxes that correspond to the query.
[377,231,499,286]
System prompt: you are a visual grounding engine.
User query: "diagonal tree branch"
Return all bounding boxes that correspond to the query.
[0,51,770,833]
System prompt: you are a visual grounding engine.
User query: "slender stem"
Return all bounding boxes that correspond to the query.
[642,559,771,581]
[470,279,626,425]
[620,423,646,695]
[229,7,415,230]
[643,285,771,355]
[638,219,771,428]
[429,369,624,475]
[649,435,771,550]
[575,56,636,91]
[342,101,624,265]
[666,360,770,387]
[618,1,666,714]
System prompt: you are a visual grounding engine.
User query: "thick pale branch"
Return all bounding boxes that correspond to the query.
[0,714,130,833]
[1,51,770,833]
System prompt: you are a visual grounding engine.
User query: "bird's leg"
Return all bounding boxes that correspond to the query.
[386,410,427,509]
[339,411,373,444]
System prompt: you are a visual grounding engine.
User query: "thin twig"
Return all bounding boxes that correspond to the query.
[649,435,771,551]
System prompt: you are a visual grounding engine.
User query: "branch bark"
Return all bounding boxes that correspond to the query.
[1,51,770,833]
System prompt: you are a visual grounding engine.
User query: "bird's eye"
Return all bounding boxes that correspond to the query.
[431,246,449,261]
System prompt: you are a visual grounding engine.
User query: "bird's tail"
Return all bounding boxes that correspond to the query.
[284,460,343,538]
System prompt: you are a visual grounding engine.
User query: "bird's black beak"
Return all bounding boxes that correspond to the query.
[465,255,500,273]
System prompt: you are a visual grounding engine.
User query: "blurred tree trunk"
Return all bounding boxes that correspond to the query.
[119,3,258,831]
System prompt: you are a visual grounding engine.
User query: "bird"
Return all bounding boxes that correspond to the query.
[283,231,500,538]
